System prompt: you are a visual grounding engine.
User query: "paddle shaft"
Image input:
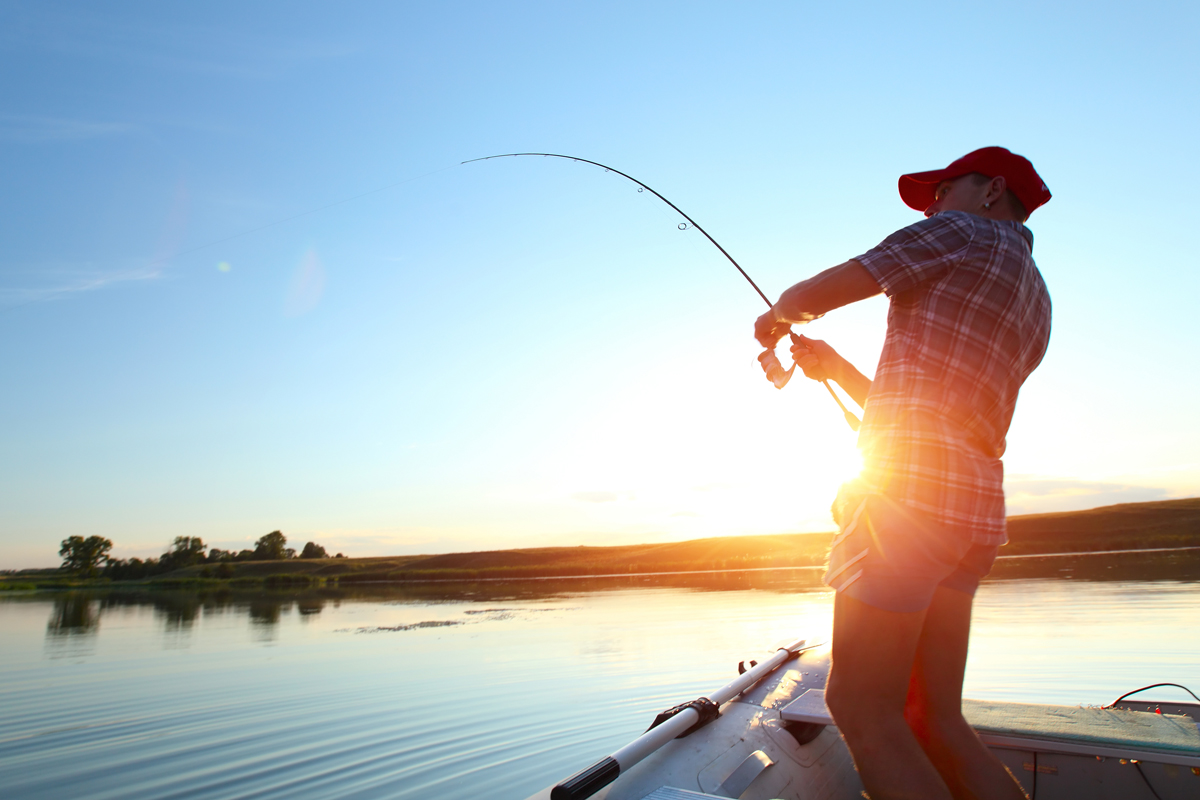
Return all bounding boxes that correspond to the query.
[551,638,813,800]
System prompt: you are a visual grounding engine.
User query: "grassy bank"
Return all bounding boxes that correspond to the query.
[1004,498,1200,554]
[4,497,1198,590]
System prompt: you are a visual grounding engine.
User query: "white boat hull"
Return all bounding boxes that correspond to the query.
[526,641,1200,800]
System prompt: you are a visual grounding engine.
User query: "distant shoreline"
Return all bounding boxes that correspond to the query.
[3,497,1198,590]
[270,544,1200,586]
[4,545,1199,593]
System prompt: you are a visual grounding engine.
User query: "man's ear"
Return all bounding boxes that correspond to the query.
[986,175,1008,206]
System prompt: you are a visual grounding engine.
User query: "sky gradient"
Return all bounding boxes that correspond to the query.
[2,1,1198,568]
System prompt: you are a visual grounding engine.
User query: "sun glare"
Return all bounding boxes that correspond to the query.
[536,349,865,542]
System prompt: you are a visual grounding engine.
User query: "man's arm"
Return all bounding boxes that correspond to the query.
[754,260,883,348]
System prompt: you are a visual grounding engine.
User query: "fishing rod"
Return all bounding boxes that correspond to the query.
[463,152,861,431]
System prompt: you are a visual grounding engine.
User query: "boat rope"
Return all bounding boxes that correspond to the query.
[1106,682,1200,707]
[463,152,860,431]
[1134,760,1167,800]
[1105,682,1197,800]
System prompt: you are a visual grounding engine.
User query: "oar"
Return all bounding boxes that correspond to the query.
[549,637,817,800]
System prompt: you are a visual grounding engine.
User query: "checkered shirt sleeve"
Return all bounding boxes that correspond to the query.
[844,211,1052,545]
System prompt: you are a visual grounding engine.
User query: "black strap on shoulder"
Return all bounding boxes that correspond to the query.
[645,697,720,738]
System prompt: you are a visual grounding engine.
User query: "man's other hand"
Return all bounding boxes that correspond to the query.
[791,334,841,383]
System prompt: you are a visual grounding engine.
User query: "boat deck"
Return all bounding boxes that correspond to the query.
[966,698,1200,764]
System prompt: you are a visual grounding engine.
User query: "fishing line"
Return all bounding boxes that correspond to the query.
[464,152,861,431]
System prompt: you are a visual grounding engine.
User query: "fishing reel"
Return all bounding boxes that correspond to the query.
[757,336,798,389]
[757,332,816,390]
[758,333,861,432]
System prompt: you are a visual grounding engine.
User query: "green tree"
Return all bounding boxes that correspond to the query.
[58,536,113,578]
[253,531,288,560]
[299,542,327,559]
[162,536,207,569]
[104,557,153,580]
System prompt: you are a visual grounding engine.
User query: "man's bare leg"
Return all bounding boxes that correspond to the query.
[904,586,1028,800]
[825,592,952,800]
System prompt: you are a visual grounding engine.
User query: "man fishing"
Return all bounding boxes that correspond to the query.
[754,147,1052,800]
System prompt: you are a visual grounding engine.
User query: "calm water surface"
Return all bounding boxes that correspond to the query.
[2,558,1199,800]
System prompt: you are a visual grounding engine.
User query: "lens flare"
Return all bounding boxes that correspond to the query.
[284,248,325,316]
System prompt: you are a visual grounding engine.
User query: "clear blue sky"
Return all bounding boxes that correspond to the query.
[2,1,1197,568]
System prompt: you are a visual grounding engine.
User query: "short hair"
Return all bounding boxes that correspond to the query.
[1005,190,1028,222]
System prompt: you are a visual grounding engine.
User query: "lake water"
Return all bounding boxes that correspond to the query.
[3,555,1199,800]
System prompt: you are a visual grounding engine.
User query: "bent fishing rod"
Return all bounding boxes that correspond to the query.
[463,152,860,431]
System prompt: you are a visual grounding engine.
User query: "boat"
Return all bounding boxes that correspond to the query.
[523,638,1200,800]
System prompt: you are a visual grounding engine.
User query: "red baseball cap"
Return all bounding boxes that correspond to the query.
[898,146,1051,216]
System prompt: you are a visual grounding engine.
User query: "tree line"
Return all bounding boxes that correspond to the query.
[58,531,344,579]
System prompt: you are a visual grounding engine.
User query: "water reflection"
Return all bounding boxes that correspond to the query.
[37,589,333,642]
[248,598,284,625]
[9,549,1199,800]
[135,592,203,630]
[297,599,324,616]
[29,549,1199,645]
[46,594,101,637]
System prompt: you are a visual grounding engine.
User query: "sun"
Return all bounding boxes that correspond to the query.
[536,353,867,540]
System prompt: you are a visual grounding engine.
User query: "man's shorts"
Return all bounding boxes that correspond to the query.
[823,494,998,613]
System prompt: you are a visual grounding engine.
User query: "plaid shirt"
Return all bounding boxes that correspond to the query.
[840,211,1051,545]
